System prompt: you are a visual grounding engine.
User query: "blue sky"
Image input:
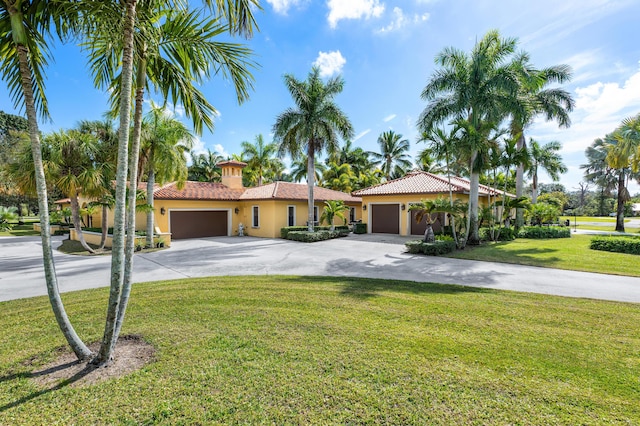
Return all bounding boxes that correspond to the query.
[2,0,640,192]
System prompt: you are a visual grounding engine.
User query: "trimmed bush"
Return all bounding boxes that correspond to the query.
[405,239,456,256]
[281,225,350,239]
[590,236,640,255]
[518,226,571,239]
[286,230,345,242]
[354,223,367,234]
[479,227,517,241]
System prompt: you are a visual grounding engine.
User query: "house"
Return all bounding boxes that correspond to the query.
[80,160,362,244]
[351,170,512,236]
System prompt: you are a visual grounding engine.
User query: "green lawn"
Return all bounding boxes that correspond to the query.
[0,276,639,424]
[448,234,640,276]
[560,216,640,233]
[0,224,40,237]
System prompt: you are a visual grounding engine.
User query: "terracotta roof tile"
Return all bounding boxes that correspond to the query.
[240,181,362,203]
[352,171,514,197]
[153,181,244,201]
[217,160,247,168]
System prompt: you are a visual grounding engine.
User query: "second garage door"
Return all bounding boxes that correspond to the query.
[371,204,400,234]
[170,210,228,239]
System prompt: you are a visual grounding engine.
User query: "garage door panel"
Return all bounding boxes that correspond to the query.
[371,204,399,234]
[170,210,228,239]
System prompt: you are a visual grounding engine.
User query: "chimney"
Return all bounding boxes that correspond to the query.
[217,160,247,190]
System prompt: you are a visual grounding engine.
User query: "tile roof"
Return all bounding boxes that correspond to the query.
[352,171,514,197]
[217,160,247,168]
[240,181,362,203]
[153,181,244,201]
[152,180,362,203]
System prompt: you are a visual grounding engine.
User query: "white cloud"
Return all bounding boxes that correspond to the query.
[327,0,384,29]
[213,143,230,158]
[313,50,347,78]
[266,0,301,15]
[190,136,207,157]
[383,114,396,122]
[377,7,429,33]
[354,129,371,141]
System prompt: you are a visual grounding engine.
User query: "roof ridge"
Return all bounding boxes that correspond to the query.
[352,172,416,195]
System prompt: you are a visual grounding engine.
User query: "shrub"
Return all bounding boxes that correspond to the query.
[519,226,571,239]
[354,223,367,234]
[281,225,349,239]
[479,227,517,241]
[405,239,456,255]
[286,230,344,242]
[590,236,640,255]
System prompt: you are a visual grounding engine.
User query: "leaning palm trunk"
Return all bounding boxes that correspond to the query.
[145,151,155,248]
[13,24,92,359]
[115,53,147,341]
[307,144,315,232]
[96,0,137,365]
[70,194,95,253]
[99,204,108,250]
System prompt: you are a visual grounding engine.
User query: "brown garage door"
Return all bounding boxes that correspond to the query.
[371,204,399,234]
[410,211,443,236]
[170,210,228,239]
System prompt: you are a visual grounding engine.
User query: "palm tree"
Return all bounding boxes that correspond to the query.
[139,105,194,248]
[511,58,574,227]
[418,30,521,245]
[289,158,326,184]
[273,67,354,232]
[320,200,349,231]
[369,130,412,180]
[581,137,617,217]
[409,198,463,243]
[241,134,282,186]
[0,0,92,359]
[0,205,18,231]
[322,161,355,192]
[527,139,567,204]
[189,149,224,182]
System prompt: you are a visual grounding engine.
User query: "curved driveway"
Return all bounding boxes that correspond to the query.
[1,234,639,303]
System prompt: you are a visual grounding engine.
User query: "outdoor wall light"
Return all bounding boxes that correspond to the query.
[401,204,406,210]
[235,207,240,214]
[160,207,166,215]
[362,205,367,210]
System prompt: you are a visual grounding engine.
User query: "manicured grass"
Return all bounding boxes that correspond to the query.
[0,224,40,237]
[560,217,640,233]
[448,234,640,276]
[0,276,639,424]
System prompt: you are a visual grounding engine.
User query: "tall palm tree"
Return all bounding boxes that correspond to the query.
[418,30,521,245]
[511,58,574,227]
[581,137,617,217]
[289,158,326,184]
[369,130,412,180]
[241,134,282,186]
[273,67,354,232]
[526,139,567,204]
[139,105,194,248]
[189,149,224,182]
[0,0,92,359]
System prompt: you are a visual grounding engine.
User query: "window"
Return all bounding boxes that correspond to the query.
[350,207,356,223]
[252,206,259,228]
[313,206,319,223]
[287,206,295,227]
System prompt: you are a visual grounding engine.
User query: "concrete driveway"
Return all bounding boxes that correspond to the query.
[2,234,640,303]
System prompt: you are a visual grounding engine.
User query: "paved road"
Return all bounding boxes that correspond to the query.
[1,234,640,303]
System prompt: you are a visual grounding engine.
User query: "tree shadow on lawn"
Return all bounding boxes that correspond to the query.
[278,275,490,301]
[463,244,563,266]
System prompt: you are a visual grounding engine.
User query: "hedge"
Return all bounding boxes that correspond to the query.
[479,227,517,241]
[281,225,349,239]
[286,230,347,242]
[518,226,571,239]
[590,236,640,255]
[353,223,367,234]
[405,239,456,256]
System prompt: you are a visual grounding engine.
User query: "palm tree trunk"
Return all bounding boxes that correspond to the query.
[145,148,155,248]
[307,143,315,232]
[99,204,108,250]
[531,172,538,204]
[445,154,459,248]
[115,52,147,342]
[96,0,138,365]
[12,16,92,360]
[616,171,626,232]
[515,132,526,228]
[70,193,95,253]
[468,169,480,245]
